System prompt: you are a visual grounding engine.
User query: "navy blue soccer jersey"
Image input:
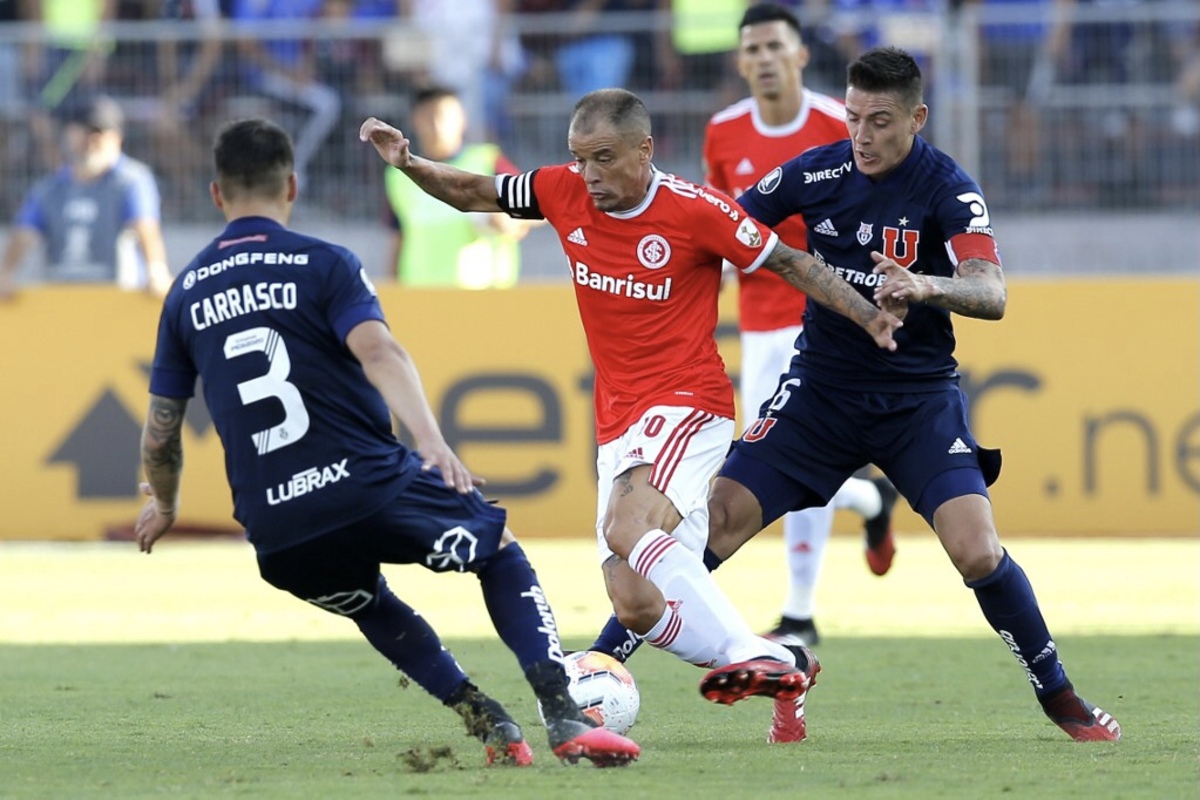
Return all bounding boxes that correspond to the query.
[738,136,1001,391]
[149,216,418,554]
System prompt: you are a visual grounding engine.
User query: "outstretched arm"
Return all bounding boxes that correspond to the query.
[762,240,903,350]
[359,117,503,213]
[871,252,1006,320]
[136,394,188,553]
[346,319,481,493]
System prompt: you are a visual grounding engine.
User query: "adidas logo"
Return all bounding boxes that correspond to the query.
[735,157,755,175]
[625,447,645,461]
[1032,640,1058,665]
[567,227,588,246]
[813,218,838,237]
[948,437,972,454]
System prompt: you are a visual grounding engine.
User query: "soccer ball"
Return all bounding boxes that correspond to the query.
[542,650,640,736]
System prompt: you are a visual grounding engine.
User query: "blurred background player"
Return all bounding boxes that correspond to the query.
[0,94,170,300]
[135,118,639,768]
[361,90,900,713]
[704,2,898,648]
[381,85,530,288]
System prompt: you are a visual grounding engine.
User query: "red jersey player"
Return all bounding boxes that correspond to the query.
[360,90,901,718]
[704,3,899,657]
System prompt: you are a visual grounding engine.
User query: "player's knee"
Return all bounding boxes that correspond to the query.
[601,518,637,560]
[949,540,1004,583]
[706,490,755,560]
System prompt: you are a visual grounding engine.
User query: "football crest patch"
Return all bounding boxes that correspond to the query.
[735,218,763,248]
[757,167,782,194]
[637,234,671,269]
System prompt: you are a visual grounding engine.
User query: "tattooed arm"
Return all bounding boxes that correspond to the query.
[359,117,501,212]
[135,394,188,553]
[763,240,903,350]
[872,252,1007,321]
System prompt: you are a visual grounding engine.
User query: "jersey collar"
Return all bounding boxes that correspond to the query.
[749,90,813,138]
[605,167,663,220]
[220,216,287,238]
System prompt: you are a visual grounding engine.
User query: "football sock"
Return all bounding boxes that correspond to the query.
[968,550,1067,697]
[831,476,883,518]
[628,529,791,666]
[524,660,582,722]
[355,578,466,702]
[780,503,834,620]
[590,613,644,663]
[477,543,565,672]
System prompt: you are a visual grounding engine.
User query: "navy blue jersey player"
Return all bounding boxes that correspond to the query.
[698,48,1121,743]
[135,119,639,767]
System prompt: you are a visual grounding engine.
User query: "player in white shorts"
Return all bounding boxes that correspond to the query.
[361,87,900,705]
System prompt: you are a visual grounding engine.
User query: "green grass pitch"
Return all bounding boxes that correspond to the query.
[0,536,1196,798]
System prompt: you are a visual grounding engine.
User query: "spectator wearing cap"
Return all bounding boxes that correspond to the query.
[0,95,171,300]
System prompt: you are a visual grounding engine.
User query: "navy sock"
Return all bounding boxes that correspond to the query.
[967,550,1067,697]
[702,546,724,571]
[355,578,467,702]
[477,543,565,671]
[590,613,643,663]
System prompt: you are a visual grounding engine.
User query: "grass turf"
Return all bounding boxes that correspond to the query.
[1,536,1196,798]
[1,634,1196,799]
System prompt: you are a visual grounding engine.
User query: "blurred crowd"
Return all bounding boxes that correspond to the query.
[0,0,1196,225]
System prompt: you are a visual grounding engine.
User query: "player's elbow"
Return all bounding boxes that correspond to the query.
[987,287,1007,320]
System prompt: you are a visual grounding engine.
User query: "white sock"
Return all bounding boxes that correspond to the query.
[629,529,772,667]
[831,476,882,519]
[780,503,834,619]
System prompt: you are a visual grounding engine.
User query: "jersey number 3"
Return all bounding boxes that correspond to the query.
[224,326,310,455]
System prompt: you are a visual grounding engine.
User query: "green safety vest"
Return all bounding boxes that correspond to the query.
[384,144,520,289]
[671,0,746,56]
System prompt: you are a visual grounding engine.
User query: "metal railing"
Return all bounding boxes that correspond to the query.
[0,5,1196,274]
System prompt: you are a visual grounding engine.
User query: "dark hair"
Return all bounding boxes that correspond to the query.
[847,47,923,110]
[413,85,460,109]
[739,2,803,41]
[570,88,651,139]
[61,94,125,133]
[213,119,294,200]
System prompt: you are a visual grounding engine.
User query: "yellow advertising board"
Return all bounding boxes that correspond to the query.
[0,279,1195,541]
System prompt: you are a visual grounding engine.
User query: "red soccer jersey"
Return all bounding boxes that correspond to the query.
[704,90,848,332]
[497,165,778,444]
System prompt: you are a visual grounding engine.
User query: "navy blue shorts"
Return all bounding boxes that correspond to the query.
[257,467,507,615]
[721,378,1001,529]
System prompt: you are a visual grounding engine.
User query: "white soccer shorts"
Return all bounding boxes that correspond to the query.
[739,325,802,431]
[594,405,735,562]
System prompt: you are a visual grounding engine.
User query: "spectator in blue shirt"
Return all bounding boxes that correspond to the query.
[0,95,170,300]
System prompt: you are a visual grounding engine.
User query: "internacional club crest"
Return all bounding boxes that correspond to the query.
[637,234,671,269]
